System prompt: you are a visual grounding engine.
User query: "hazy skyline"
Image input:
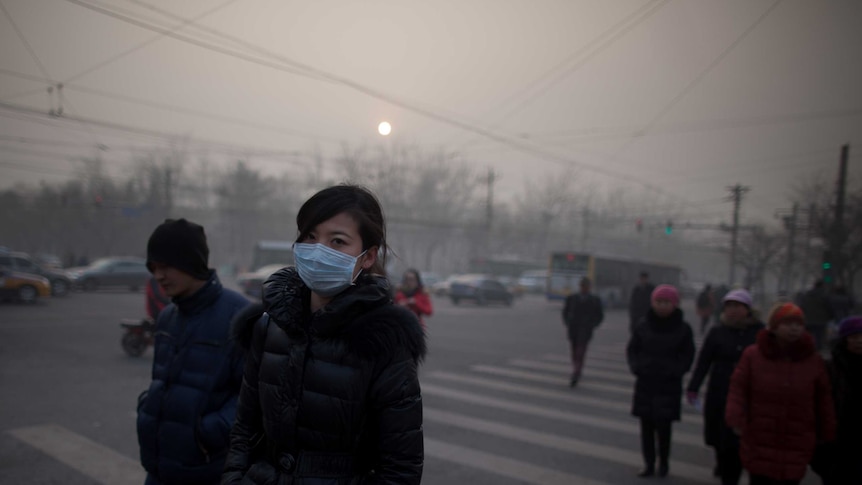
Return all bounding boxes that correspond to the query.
[1,0,860,225]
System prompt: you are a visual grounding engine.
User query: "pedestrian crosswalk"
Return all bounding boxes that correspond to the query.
[7,339,716,485]
[420,338,715,485]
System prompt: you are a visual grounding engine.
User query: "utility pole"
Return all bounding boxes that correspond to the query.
[830,144,849,286]
[780,203,799,293]
[727,184,750,285]
[801,203,815,288]
[484,168,495,252]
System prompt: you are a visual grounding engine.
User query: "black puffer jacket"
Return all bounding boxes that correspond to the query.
[222,268,426,485]
[686,316,764,448]
[627,308,695,421]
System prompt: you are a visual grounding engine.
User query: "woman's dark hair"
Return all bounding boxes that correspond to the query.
[296,184,387,275]
[403,268,423,289]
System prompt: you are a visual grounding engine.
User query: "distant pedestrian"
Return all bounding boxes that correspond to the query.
[144,275,169,321]
[629,271,655,333]
[686,289,763,485]
[725,302,836,485]
[136,219,249,485]
[811,315,862,484]
[395,268,434,330]
[798,280,835,351]
[562,277,604,387]
[696,284,716,334]
[627,284,695,478]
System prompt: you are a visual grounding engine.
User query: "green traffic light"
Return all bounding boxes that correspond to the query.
[665,227,672,235]
[823,262,831,270]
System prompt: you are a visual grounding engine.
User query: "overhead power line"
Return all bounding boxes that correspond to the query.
[59,0,690,201]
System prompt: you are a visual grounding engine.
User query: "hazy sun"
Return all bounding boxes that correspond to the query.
[377,121,392,136]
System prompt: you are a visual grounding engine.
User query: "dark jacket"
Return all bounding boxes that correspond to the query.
[628,282,655,330]
[798,287,834,327]
[137,272,248,485]
[627,308,695,421]
[562,292,604,342]
[686,316,764,448]
[725,330,836,481]
[222,268,426,485]
[828,341,862,450]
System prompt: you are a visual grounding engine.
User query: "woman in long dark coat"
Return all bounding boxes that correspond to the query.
[627,284,695,478]
[686,289,763,485]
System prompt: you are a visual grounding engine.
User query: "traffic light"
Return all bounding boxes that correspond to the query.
[665,220,673,235]
[822,249,833,283]
[636,219,643,233]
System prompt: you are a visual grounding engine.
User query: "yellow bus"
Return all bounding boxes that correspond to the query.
[547,252,681,307]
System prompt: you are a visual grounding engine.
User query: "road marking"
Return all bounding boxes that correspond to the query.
[542,353,631,373]
[425,408,713,484]
[428,371,630,412]
[7,424,145,485]
[425,437,613,485]
[509,358,634,383]
[472,364,634,395]
[422,383,702,446]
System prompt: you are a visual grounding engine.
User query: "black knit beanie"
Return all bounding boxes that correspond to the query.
[146,218,210,280]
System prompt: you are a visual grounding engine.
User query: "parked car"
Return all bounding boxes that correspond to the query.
[0,250,73,297]
[449,275,514,306]
[431,274,461,296]
[70,257,150,292]
[0,268,51,303]
[236,263,287,299]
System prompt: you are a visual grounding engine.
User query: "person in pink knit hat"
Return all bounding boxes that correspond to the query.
[626,284,695,478]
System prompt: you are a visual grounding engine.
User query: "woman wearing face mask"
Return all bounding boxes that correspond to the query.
[223,185,426,485]
[394,268,433,331]
[626,284,695,478]
[725,303,835,485]
[686,289,764,485]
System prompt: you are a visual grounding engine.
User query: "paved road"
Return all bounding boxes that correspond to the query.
[0,287,821,484]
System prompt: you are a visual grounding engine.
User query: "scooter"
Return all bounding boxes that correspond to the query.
[120,317,155,357]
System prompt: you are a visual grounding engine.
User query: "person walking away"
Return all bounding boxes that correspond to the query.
[223,185,426,484]
[627,284,695,478]
[725,302,836,485]
[562,277,604,387]
[696,284,716,334]
[686,289,763,485]
[136,219,249,485]
[629,271,655,334]
[797,280,835,351]
[811,315,862,484]
[145,275,169,321]
[394,268,433,330]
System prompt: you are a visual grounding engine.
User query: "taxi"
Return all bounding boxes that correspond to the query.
[0,269,51,303]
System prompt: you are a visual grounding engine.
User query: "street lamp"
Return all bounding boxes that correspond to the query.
[377,121,392,136]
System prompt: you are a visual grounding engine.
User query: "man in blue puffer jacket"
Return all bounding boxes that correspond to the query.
[136,218,249,485]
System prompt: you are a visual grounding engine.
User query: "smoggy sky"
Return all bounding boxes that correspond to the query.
[1,0,860,225]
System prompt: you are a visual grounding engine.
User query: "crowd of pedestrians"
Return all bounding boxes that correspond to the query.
[129,185,860,485]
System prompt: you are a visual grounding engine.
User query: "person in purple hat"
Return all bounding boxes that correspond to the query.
[812,315,862,484]
[686,289,764,485]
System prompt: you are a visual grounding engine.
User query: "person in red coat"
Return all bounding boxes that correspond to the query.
[394,268,433,330]
[725,302,836,485]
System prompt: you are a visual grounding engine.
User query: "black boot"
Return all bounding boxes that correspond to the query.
[637,466,655,478]
[657,461,668,477]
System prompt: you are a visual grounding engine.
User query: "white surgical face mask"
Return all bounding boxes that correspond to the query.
[293,243,366,297]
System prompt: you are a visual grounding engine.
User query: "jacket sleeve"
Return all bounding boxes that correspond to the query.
[222,317,268,484]
[814,357,837,443]
[687,328,716,392]
[725,347,752,432]
[411,292,433,318]
[366,352,424,484]
[626,330,641,375]
[562,296,572,325]
[678,326,696,377]
[594,296,604,327]
[198,343,245,454]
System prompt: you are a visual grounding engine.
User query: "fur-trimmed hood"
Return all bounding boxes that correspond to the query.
[231,267,426,363]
